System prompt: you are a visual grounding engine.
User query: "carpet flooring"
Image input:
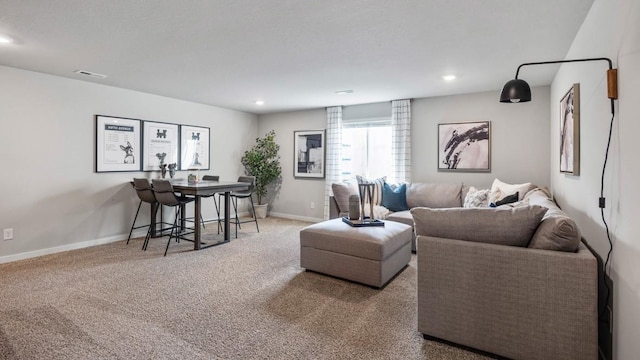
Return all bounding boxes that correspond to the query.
[0,217,490,359]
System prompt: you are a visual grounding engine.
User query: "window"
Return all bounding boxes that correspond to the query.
[340,118,392,181]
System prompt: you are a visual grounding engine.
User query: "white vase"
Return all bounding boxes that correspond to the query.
[253,204,268,219]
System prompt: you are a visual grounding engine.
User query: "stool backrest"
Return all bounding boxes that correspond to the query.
[237,176,255,193]
[152,179,180,207]
[202,175,219,181]
[133,178,156,204]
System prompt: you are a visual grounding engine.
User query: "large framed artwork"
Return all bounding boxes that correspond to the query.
[180,125,210,170]
[95,115,142,172]
[560,83,580,175]
[294,130,325,178]
[438,121,491,172]
[142,121,179,172]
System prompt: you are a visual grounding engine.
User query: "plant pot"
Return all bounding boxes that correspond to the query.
[253,204,268,219]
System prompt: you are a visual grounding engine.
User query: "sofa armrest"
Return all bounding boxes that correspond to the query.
[417,235,597,360]
[329,196,345,219]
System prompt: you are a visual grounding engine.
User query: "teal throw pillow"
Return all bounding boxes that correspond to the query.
[382,182,409,212]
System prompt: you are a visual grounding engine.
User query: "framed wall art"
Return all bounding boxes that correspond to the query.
[560,83,580,175]
[180,125,210,170]
[294,130,325,178]
[438,121,491,172]
[95,115,142,172]
[142,121,179,172]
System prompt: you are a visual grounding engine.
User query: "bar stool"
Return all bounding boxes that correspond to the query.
[201,175,223,233]
[151,179,196,256]
[127,178,158,246]
[227,176,259,238]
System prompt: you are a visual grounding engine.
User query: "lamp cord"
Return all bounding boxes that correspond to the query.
[599,99,615,319]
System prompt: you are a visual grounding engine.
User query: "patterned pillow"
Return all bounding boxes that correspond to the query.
[356,175,386,206]
[463,186,490,208]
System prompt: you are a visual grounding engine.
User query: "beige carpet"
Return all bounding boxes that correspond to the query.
[0,217,490,359]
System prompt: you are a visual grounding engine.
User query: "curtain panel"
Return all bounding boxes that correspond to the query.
[391,99,411,184]
[324,106,343,219]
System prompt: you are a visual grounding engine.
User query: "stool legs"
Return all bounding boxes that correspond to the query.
[127,200,143,244]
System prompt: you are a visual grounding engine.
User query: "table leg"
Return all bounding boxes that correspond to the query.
[194,196,201,250]
[224,191,230,241]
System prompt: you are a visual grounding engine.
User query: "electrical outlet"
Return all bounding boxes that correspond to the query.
[3,228,13,240]
[310,202,315,209]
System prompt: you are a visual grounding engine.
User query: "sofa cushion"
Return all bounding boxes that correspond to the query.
[463,186,490,208]
[411,205,547,247]
[489,178,534,202]
[382,182,409,212]
[331,182,358,213]
[386,210,413,227]
[526,188,581,252]
[407,183,462,208]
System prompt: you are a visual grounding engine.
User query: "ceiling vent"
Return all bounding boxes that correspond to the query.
[74,70,107,78]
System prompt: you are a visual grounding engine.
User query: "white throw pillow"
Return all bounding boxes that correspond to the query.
[489,178,532,203]
[463,186,490,208]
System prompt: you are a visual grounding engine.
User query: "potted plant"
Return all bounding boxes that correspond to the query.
[241,130,282,218]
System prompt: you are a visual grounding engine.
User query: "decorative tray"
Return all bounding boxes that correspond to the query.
[342,216,385,227]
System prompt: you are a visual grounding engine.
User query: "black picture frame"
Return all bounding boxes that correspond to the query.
[142,121,180,172]
[95,115,142,172]
[294,130,326,178]
[179,125,210,170]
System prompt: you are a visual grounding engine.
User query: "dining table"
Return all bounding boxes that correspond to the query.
[149,179,250,250]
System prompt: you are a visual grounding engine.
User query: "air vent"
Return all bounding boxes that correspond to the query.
[74,70,107,78]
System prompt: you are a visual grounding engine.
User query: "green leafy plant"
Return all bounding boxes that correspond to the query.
[241,130,282,205]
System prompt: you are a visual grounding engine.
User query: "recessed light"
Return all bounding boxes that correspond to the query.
[335,90,354,95]
[74,70,107,78]
[442,75,456,81]
[0,35,14,44]
[255,100,265,106]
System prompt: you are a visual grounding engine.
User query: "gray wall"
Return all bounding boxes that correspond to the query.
[258,108,327,221]
[550,0,640,357]
[0,65,257,263]
[258,87,551,221]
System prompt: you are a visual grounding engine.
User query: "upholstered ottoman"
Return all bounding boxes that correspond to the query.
[300,218,412,288]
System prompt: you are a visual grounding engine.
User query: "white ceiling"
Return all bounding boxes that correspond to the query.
[0,0,594,115]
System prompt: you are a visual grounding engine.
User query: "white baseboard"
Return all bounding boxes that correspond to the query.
[0,213,320,265]
[0,229,148,265]
[268,212,323,223]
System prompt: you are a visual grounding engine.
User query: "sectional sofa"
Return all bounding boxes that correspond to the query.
[329,180,598,359]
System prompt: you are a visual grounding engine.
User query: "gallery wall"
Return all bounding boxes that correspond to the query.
[549,0,640,357]
[258,86,551,221]
[0,65,258,263]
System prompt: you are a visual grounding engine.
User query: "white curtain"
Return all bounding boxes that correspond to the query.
[391,99,411,184]
[324,106,343,219]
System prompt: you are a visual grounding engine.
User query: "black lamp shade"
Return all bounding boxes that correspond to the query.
[499,79,532,103]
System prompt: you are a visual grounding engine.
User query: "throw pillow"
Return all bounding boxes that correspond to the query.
[410,205,547,247]
[463,186,490,208]
[489,178,533,202]
[331,182,358,213]
[356,175,385,206]
[381,182,409,212]
[490,192,519,207]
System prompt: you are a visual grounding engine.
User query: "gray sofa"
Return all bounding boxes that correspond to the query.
[330,181,598,358]
[411,190,598,359]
